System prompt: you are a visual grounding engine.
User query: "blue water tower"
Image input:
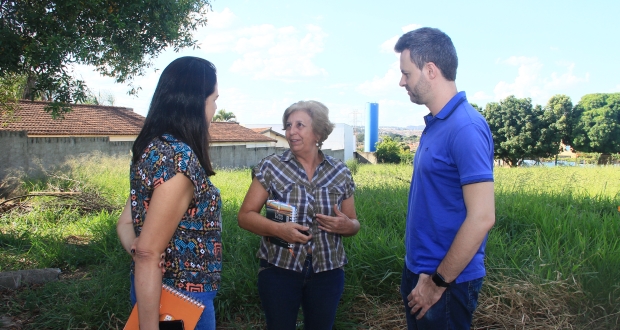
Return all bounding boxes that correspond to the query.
[364,103,379,152]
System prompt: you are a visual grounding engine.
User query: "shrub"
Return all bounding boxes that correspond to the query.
[345,158,360,175]
[400,151,414,165]
[375,137,402,163]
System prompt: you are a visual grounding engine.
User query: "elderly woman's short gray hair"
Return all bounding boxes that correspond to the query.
[282,100,335,148]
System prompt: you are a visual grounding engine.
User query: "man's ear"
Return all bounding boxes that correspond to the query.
[425,62,443,80]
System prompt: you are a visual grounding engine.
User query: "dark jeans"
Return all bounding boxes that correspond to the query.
[400,265,483,330]
[258,255,344,330]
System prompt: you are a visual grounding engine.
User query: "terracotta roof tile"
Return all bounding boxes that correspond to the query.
[210,122,276,143]
[1,101,276,143]
[1,100,144,135]
[250,127,286,138]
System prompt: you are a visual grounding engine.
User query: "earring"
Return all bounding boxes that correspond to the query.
[315,141,319,147]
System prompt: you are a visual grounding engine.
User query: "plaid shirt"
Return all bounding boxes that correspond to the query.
[253,149,355,273]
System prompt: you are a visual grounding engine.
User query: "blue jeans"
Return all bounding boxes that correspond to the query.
[258,255,345,330]
[130,273,217,330]
[400,265,483,330]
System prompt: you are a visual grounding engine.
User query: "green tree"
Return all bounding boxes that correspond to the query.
[571,93,620,156]
[483,95,561,167]
[212,109,237,122]
[375,136,403,163]
[0,73,27,123]
[545,94,575,146]
[0,0,211,118]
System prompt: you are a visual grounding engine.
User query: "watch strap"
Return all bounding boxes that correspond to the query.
[431,272,451,287]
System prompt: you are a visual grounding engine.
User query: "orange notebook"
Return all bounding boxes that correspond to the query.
[124,284,205,330]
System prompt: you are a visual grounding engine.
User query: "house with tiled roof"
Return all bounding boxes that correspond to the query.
[210,122,276,147]
[0,101,283,178]
[249,127,288,148]
[1,100,145,140]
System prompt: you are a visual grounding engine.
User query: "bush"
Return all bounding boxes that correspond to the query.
[375,137,402,163]
[345,158,360,175]
[400,151,414,165]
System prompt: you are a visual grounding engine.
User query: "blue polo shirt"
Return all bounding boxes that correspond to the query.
[405,91,494,283]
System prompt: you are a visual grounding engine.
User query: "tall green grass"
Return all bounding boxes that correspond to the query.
[1,155,619,328]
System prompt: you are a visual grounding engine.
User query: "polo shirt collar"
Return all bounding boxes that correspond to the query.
[435,91,467,120]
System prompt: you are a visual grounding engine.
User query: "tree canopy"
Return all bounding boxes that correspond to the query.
[571,93,620,154]
[545,94,575,146]
[483,95,561,167]
[212,109,237,122]
[0,0,211,118]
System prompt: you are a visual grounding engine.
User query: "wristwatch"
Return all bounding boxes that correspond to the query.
[431,272,451,287]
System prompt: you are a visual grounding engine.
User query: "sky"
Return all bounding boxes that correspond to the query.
[74,0,620,128]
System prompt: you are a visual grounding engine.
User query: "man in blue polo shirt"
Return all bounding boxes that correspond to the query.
[394,27,496,329]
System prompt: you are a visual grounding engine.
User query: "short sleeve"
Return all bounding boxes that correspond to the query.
[451,123,494,186]
[151,140,199,192]
[342,167,355,199]
[253,157,272,195]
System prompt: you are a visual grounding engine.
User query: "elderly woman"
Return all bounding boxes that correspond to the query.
[238,100,360,330]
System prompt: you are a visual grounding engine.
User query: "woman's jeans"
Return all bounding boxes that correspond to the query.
[130,273,217,330]
[400,265,483,330]
[258,255,345,330]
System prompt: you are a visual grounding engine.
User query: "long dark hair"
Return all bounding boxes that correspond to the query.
[132,56,216,176]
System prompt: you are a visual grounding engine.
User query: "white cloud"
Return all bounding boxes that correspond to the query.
[200,31,237,53]
[380,24,422,54]
[326,83,351,89]
[200,23,328,80]
[231,24,327,79]
[217,87,294,124]
[71,64,159,115]
[381,36,399,53]
[402,24,422,32]
[357,61,402,96]
[493,56,588,104]
[206,7,237,29]
[545,62,589,91]
[377,98,426,127]
[470,91,493,102]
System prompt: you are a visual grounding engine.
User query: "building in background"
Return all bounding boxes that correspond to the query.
[250,127,288,148]
[243,123,354,162]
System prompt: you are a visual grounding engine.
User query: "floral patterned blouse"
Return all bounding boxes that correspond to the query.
[130,134,222,292]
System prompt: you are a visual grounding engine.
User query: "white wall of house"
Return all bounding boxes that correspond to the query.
[28,134,137,142]
[243,123,354,161]
[211,141,274,148]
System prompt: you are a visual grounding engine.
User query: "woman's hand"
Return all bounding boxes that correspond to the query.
[276,222,312,244]
[315,198,360,237]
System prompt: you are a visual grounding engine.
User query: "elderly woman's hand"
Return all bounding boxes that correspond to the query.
[316,204,360,236]
[277,222,313,244]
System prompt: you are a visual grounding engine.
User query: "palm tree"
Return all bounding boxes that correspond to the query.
[212,109,237,122]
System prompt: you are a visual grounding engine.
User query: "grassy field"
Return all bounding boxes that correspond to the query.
[1,155,619,329]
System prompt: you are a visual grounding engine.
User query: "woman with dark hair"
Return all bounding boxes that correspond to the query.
[238,100,360,330]
[117,56,222,330]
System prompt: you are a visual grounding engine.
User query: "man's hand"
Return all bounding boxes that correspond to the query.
[407,273,446,319]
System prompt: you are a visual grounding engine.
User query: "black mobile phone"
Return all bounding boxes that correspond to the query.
[159,320,184,330]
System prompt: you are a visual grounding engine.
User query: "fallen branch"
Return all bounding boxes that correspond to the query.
[0,191,81,207]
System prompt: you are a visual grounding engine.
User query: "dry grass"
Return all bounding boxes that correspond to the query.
[345,274,613,330]
[0,185,116,216]
[474,274,585,329]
